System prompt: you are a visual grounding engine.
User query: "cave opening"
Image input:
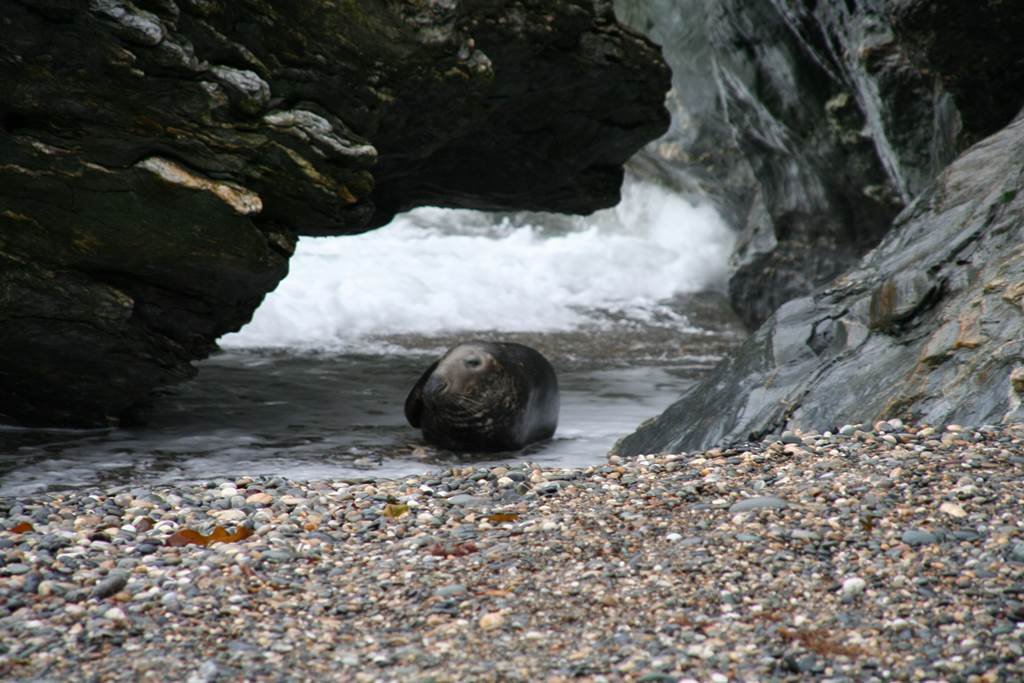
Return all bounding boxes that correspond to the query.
[0,178,746,495]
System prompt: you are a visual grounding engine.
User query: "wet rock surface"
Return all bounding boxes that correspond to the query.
[616,0,1021,329]
[0,0,669,427]
[618,110,1024,455]
[2,422,1022,681]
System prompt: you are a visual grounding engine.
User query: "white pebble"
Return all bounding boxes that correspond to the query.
[939,501,967,518]
[210,509,246,522]
[841,576,867,598]
[104,606,127,622]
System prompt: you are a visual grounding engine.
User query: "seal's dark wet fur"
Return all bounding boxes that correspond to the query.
[405,341,559,452]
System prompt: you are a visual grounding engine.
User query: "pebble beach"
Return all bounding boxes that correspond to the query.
[2,420,1023,682]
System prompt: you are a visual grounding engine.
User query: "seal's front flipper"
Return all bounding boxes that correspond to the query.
[404,359,439,428]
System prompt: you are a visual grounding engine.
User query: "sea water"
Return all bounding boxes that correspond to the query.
[0,179,744,495]
[221,179,735,348]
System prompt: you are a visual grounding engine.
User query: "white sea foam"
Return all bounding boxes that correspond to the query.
[220,179,735,350]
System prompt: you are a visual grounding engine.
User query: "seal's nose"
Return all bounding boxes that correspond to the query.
[424,374,447,395]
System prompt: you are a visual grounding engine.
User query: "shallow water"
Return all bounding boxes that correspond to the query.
[0,179,745,496]
[0,302,743,496]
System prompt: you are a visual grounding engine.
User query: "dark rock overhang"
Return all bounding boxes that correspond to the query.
[0,0,671,426]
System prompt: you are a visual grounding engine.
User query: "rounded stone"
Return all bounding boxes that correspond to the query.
[103,606,127,621]
[1010,542,1024,563]
[161,592,182,611]
[840,576,867,600]
[446,494,489,507]
[479,612,505,631]
[211,509,246,523]
[91,571,129,599]
[728,496,789,513]
[434,584,467,598]
[780,431,802,444]
[901,529,940,546]
[246,492,273,506]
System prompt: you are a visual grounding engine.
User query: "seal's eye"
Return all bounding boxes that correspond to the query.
[464,356,482,369]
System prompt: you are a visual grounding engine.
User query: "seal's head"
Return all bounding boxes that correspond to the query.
[425,344,501,397]
[420,343,518,427]
[405,341,531,451]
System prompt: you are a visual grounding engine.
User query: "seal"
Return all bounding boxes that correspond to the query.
[404,341,560,452]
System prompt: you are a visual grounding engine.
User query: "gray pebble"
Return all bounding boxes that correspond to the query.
[434,584,468,598]
[22,572,42,593]
[92,571,129,599]
[790,529,820,541]
[262,549,294,563]
[901,529,940,546]
[780,431,801,444]
[536,481,568,495]
[1010,542,1024,563]
[446,494,489,507]
[728,496,789,513]
[161,592,181,611]
[39,534,71,552]
[187,659,220,683]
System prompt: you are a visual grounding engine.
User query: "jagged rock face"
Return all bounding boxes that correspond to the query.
[612,0,1024,455]
[616,108,1024,456]
[615,0,971,329]
[0,0,669,426]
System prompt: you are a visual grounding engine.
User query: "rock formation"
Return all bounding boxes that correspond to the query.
[616,1,1024,455]
[0,0,670,426]
[616,0,1023,329]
